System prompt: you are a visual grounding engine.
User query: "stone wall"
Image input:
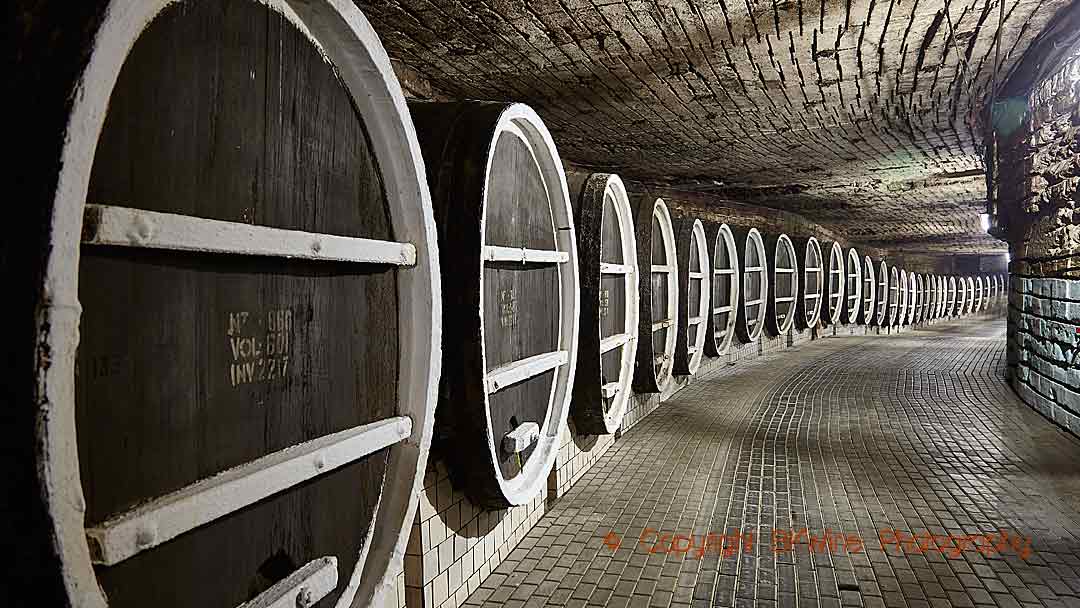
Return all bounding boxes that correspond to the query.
[1008,276,1080,435]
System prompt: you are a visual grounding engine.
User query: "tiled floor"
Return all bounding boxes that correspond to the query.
[464,317,1080,608]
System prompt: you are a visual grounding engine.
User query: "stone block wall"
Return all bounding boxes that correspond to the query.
[1008,276,1080,434]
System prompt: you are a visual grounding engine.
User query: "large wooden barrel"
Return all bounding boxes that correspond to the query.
[990,274,1000,301]
[906,271,918,326]
[898,269,911,327]
[820,240,846,327]
[874,260,890,326]
[946,276,958,316]
[703,223,740,356]
[844,248,863,325]
[975,276,987,312]
[887,266,901,326]
[965,276,977,314]
[956,276,968,316]
[794,237,824,330]
[410,101,579,508]
[917,274,929,323]
[632,197,679,393]
[673,217,711,375]
[566,172,639,435]
[733,227,769,343]
[764,234,799,336]
[937,275,948,318]
[10,2,442,606]
[859,255,877,324]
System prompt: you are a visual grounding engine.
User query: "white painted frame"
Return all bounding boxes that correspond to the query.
[844,248,862,325]
[32,1,442,606]
[478,104,579,506]
[650,199,679,390]
[711,224,740,353]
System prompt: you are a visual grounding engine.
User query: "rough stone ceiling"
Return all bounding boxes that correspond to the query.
[360,0,1072,253]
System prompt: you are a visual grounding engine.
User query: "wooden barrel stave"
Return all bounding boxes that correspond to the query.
[409,100,579,508]
[567,172,638,435]
[13,1,442,606]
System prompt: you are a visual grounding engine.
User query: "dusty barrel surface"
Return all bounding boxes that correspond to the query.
[874,260,890,326]
[566,172,638,435]
[820,240,846,327]
[859,255,877,325]
[673,217,711,375]
[733,227,769,343]
[764,234,799,336]
[631,196,679,393]
[411,100,579,508]
[844,248,863,325]
[793,237,823,330]
[703,222,740,356]
[12,1,443,606]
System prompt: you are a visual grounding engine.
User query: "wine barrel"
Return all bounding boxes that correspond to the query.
[990,274,1000,301]
[859,255,877,325]
[887,266,901,326]
[794,237,824,330]
[874,260,890,326]
[937,275,948,319]
[965,276,977,314]
[566,172,639,435]
[956,276,969,316]
[917,274,929,323]
[844,248,863,325]
[673,217,711,375]
[820,240,846,327]
[703,223,740,356]
[946,276,958,316]
[410,101,579,508]
[907,271,918,326]
[898,269,907,328]
[14,2,442,607]
[733,227,769,343]
[764,234,799,336]
[975,276,987,312]
[632,196,679,393]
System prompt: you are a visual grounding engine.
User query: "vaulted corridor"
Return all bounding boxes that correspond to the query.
[465,317,1080,608]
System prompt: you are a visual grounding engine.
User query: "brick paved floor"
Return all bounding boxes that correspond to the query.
[463,317,1080,608]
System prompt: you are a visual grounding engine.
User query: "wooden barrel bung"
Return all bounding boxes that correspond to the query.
[673,217,711,375]
[764,233,799,336]
[18,2,442,607]
[859,255,877,325]
[566,172,639,435]
[874,260,890,326]
[843,248,863,325]
[703,222,740,356]
[410,101,579,508]
[820,240,846,327]
[732,227,769,343]
[793,237,824,330]
[631,196,679,393]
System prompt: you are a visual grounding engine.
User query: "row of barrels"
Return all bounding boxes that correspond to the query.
[12,2,1007,607]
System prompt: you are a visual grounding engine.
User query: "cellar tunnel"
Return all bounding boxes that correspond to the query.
[6,1,1080,608]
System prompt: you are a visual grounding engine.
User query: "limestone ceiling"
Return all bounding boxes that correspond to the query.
[359,0,1072,252]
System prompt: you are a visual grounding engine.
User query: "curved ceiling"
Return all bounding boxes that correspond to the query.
[360,0,1072,252]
